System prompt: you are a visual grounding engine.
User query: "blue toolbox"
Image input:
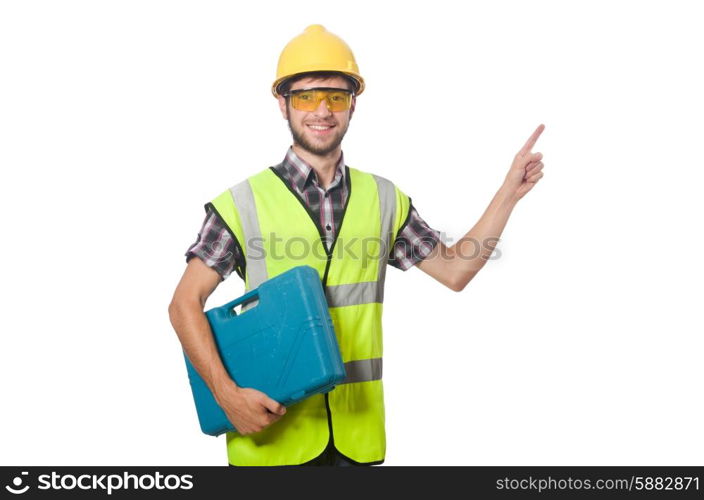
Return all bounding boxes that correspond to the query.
[183,265,346,436]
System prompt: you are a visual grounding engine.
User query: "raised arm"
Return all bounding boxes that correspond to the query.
[417,124,546,291]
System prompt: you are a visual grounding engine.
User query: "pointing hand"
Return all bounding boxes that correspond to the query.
[503,124,546,201]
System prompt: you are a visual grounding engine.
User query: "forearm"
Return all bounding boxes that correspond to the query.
[417,125,544,291]
[168,299,238,399]
[449,183,518,289]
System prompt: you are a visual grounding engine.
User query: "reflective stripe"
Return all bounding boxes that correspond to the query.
[231,180,268,289]
[372,175,397,303]
[339,358,383,384]
[325,281,381,307]
[323,177,396,308]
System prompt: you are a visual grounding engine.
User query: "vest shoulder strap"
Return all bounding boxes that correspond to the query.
[349,167,411,241]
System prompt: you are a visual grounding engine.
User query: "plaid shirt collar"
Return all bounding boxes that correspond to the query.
[277,147,346,194]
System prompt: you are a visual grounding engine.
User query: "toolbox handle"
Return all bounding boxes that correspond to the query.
[222,288,260,317]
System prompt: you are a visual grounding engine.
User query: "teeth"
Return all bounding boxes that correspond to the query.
[309,125,332,130]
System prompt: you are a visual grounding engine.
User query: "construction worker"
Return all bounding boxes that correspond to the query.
[168,24,545,466]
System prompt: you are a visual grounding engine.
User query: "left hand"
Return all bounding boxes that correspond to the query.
[503,124,545,201]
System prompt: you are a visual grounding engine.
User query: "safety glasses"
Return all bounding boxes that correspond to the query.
[283,87,354,112]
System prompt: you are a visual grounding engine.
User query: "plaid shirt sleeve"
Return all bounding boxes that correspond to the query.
[184,209,245,281]
[388,203,442,271]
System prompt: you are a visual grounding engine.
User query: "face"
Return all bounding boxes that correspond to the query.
[278,75,356,157]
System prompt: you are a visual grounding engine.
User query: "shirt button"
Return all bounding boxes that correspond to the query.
[325,224,332,231]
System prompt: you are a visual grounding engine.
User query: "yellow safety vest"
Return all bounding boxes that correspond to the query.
[209,165,410,466]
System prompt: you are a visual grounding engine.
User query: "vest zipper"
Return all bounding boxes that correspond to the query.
[324,392,335,451]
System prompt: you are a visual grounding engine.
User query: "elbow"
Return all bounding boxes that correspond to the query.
[447,277,466,293]
[168,298,180,326]
[168,293,206,325]
[168,295,190,326]
[448,272,476,292]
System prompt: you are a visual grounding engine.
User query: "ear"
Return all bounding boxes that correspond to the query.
[349,96,356,120]
[278,95,288,120]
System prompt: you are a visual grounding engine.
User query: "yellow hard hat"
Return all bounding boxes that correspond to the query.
[272,24,365,98]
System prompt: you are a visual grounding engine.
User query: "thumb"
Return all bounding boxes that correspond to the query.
[262,395,286,415]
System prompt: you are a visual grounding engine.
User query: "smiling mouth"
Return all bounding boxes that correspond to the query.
[307,124,335,133]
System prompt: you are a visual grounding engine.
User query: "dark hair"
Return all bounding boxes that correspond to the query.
[278,71,358,95]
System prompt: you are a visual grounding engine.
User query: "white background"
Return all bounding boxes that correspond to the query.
[1,0,702,466]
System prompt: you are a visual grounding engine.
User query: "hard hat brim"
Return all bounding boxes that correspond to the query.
[272,71,365,98]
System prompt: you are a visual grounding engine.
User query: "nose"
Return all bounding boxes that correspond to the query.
[312,96,333,117]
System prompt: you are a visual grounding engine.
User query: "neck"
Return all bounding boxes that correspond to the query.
[291,144,342,190]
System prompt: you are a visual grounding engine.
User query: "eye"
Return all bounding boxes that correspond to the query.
[330,92,349,102]
[298,92,314,101]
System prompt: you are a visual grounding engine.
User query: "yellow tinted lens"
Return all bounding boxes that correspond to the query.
[326,91,351,111]
[291,90,321,111]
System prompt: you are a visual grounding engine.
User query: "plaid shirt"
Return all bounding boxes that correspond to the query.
[186,147,441,280]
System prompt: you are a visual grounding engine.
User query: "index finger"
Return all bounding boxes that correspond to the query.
[262,395,286,415]
[519,124,545,156]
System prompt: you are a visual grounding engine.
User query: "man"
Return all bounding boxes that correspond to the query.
[168,25,545,467]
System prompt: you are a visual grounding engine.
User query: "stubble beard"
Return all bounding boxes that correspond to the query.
[287,116,349,157]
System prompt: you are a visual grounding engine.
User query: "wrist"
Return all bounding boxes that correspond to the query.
[497,183,520,209]
[212,373,240,404]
